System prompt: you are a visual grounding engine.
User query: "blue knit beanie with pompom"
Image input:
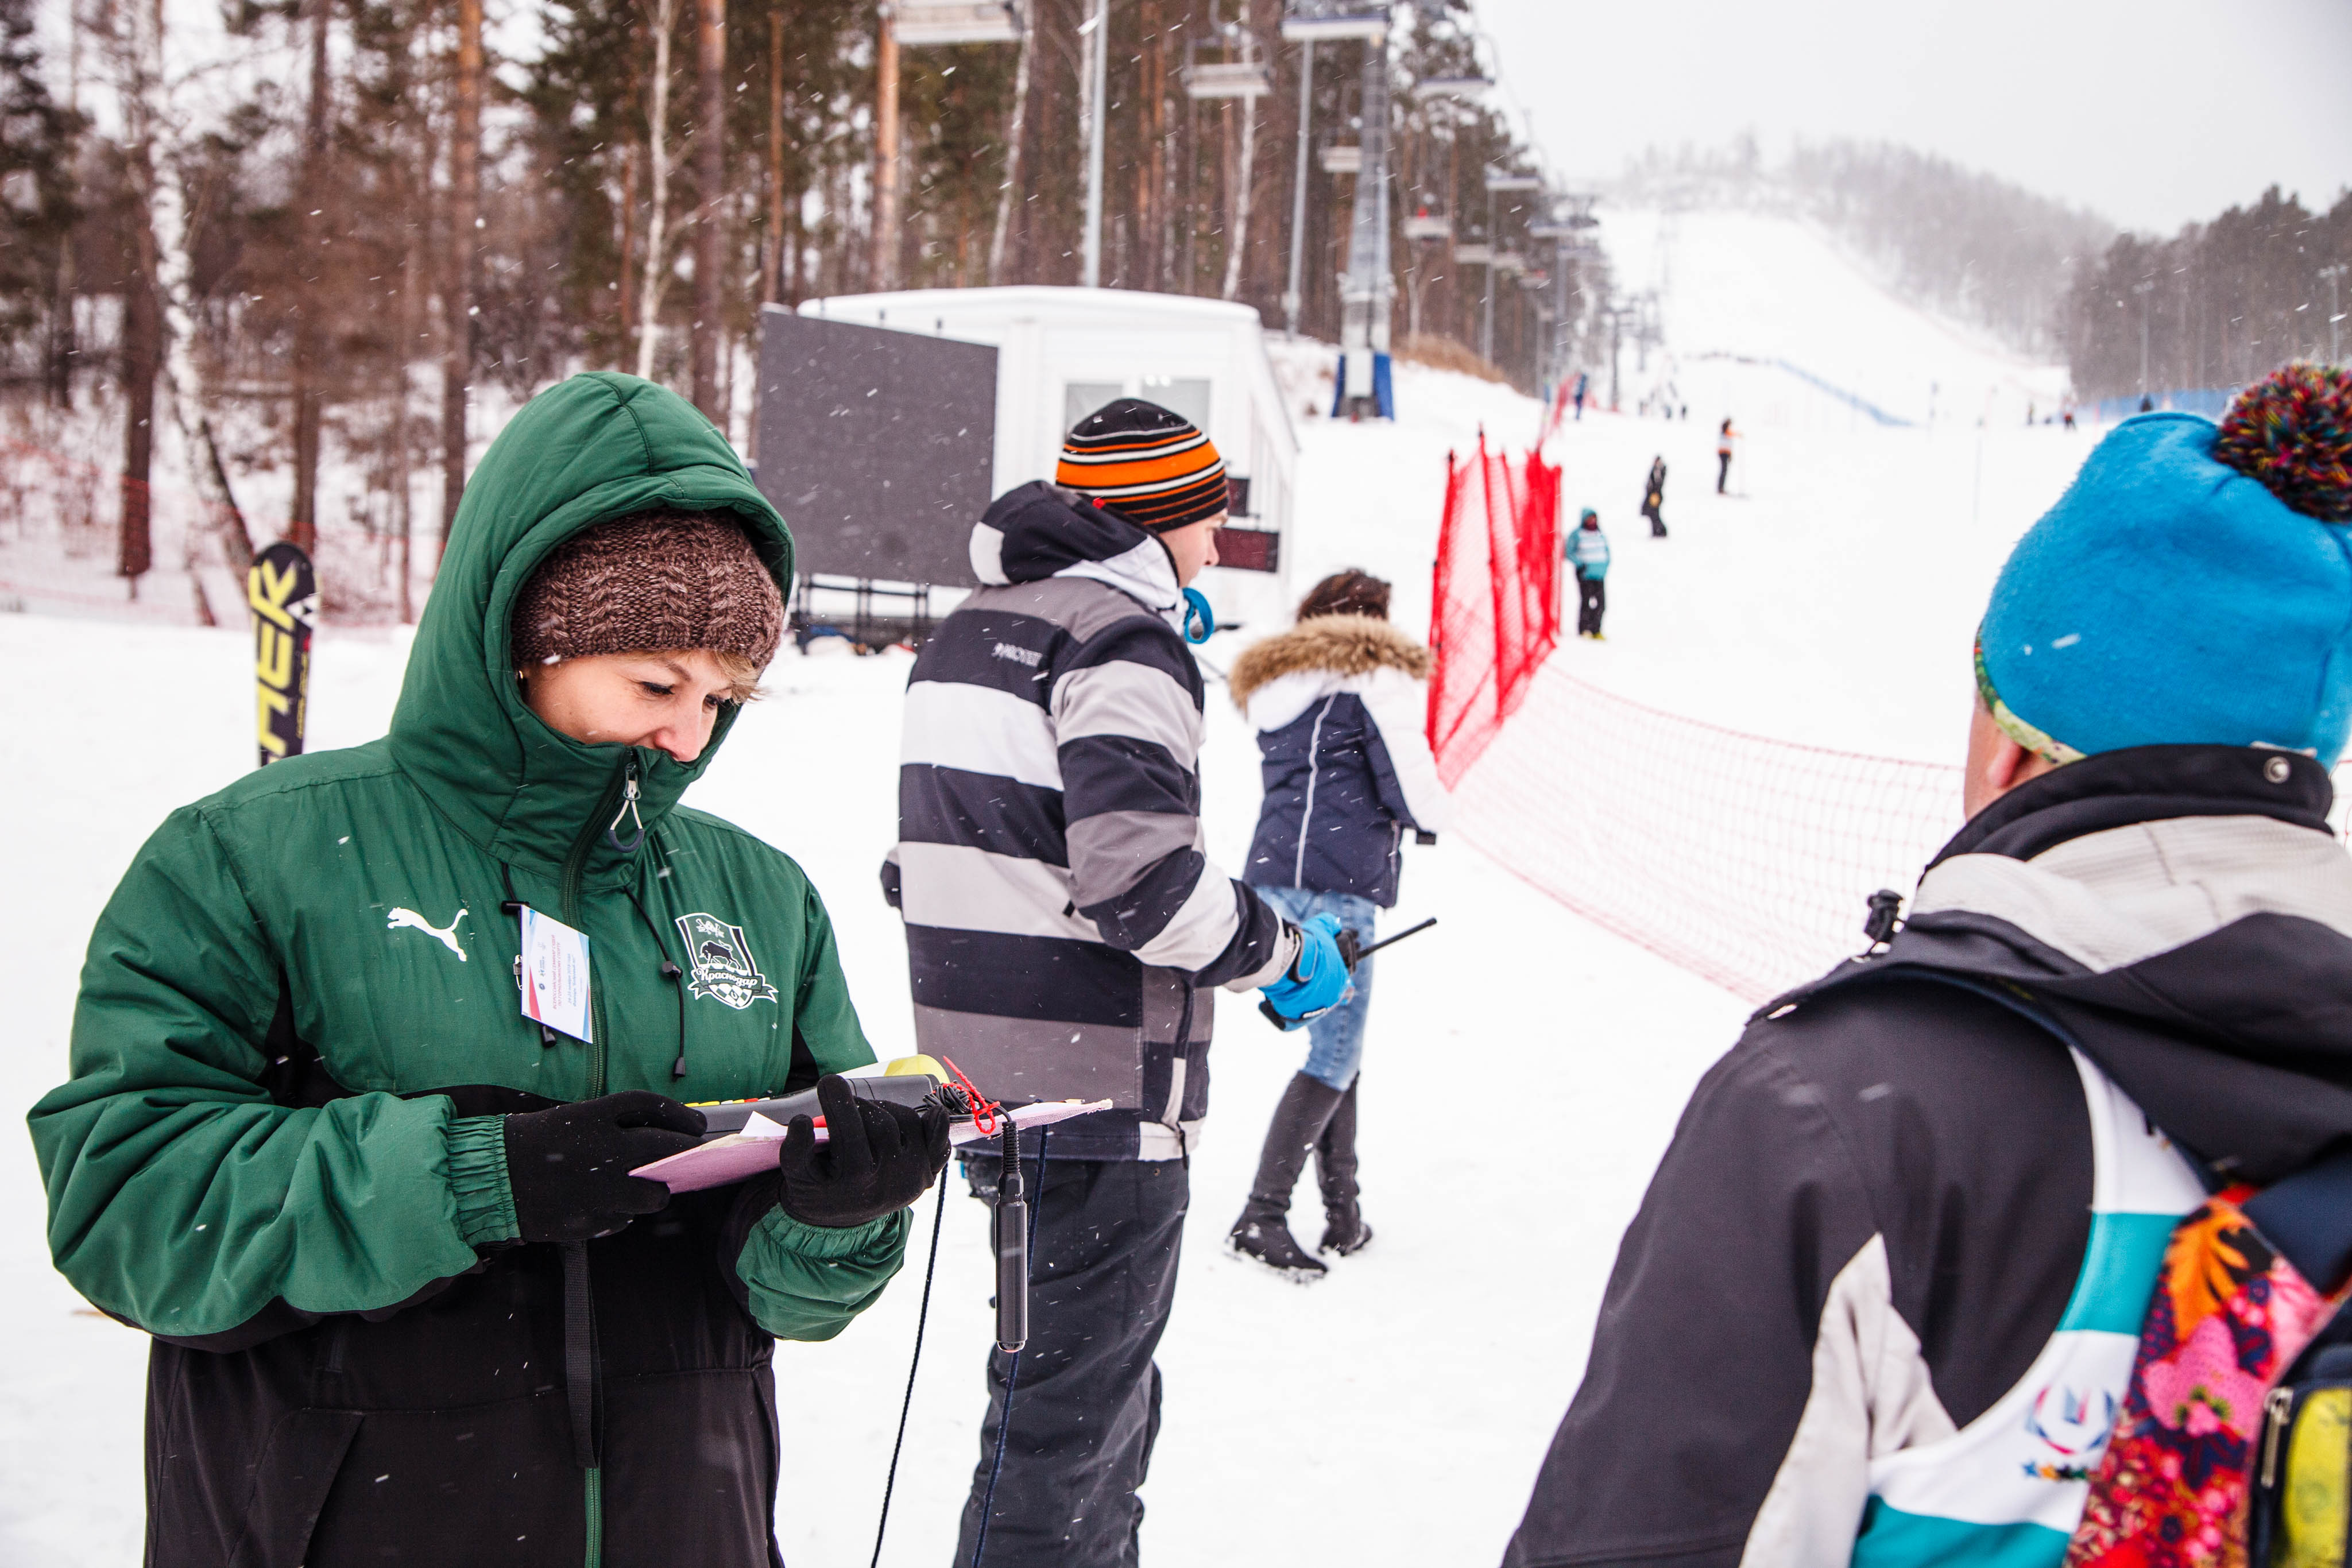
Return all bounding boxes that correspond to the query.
[1977,362,2352,766]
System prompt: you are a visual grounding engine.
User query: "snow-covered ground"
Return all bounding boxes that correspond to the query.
[0,208,2098,1563]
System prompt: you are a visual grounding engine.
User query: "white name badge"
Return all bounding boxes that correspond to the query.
[518,907,593,1044]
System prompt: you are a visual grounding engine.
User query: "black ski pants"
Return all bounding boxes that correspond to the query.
[1577,572,1606,636]
[957,1155,1189,1568]
[1716,451,1731,493]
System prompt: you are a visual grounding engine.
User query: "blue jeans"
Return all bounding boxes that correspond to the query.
[1251,885,1378,1091]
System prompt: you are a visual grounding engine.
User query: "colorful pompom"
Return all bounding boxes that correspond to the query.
[2214,362,2352,523]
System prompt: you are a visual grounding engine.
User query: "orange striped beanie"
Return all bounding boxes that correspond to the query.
[1055,398,1229,531]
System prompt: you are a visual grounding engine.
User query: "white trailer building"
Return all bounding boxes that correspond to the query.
[792,285,1301,628]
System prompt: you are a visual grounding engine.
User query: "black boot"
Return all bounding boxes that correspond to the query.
[1229,1073,1344,1280]
[1317,1078,1373,1256]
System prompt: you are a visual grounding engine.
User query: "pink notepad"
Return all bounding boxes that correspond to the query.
[632,1099,1113,1194]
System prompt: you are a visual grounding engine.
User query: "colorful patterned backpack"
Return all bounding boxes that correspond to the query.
[2064,1151,2352,1568]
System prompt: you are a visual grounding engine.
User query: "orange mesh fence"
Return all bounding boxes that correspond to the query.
[1426,435,1563,786]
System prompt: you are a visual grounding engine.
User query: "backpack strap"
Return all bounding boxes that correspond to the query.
[2243,1142,2352,1295]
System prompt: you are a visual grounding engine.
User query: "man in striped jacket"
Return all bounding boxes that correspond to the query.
[885,398,1345,1566]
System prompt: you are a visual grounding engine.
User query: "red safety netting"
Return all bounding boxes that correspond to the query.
[1452,665,1970,1003]
[1426,435,1562,786]
[1450,666,2352,1002]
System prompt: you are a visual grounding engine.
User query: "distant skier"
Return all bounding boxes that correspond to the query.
[1639,456,1668,537]
[1716,417,1738,494]
[1567,509,1610,638]
[1573,372,1591,421]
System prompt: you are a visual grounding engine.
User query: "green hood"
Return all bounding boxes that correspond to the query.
[389,373,794,886]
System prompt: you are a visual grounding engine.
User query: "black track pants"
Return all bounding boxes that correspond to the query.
[956,1156,1189,1568]
[1577,572,1607,636]
[1717,451,1731,493]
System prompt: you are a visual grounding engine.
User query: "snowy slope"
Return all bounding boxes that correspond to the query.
[0,208,2114,1565]
[1603,208,2072,432]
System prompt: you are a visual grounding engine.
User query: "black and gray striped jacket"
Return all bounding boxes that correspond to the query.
[883,482,1293,1160]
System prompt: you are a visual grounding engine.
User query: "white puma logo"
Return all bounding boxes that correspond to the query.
[387,906,469,961]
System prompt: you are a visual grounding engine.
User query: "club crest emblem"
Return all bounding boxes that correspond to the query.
[673,912,780,1010]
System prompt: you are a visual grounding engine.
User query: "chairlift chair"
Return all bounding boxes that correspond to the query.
[1484,171,1545,193]
[891,0,1021,46]
[1453,243,1494,266]
[1411,75,1489,103]
[1320,144,1364,176]
[1183,59,1273,98]
[1403,212,1452,241]
[1279,0,1391,42]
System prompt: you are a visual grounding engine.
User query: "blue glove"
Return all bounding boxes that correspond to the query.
[1258,915,1351,1031]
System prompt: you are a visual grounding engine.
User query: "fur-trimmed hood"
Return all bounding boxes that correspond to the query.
[1229,614,1432,709]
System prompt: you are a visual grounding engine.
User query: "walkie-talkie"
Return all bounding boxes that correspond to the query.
[992,1117,1028,1353]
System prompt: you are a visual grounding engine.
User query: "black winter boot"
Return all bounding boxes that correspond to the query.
[1317,1078,1373,1256]
[1229,1073,1344,1280]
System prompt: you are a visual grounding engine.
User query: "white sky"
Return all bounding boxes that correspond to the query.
[1469,0,2352,234]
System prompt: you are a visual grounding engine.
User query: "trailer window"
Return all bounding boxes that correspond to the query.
[1139,376,1212,431]
[1063,382,1124,433]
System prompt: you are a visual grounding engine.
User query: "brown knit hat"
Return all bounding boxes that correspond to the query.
[510,510,783,669]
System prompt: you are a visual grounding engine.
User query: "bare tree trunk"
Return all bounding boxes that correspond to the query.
[988,0,1036,283]
[396,181,420,623]
[688,0,724,415]
[48,0,82,409]
[870,7,898,292]
[635,0,676,380]
[1220,28,1259,301]
[617,141,639,345]
[440,0,480,564]
[119,214,159,589]
[289,0,330,554]
[1136,0,1160,293]
[764,10,785,303]
[122,0,253,577]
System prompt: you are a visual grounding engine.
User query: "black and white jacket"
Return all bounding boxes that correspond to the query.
[1231,614,1452,906]
[883,482,1293,1161]
[1505,746,2352,1568]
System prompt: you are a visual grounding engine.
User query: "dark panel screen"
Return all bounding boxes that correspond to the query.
[754,308,999,585]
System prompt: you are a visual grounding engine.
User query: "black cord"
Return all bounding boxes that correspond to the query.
[970,1125,1048,1568]
[870,1174,951,1568]
[622,884,688,1081]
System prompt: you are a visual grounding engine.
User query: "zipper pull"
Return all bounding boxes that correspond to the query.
[606,759,647,853]
[2260,1385,2295,1492]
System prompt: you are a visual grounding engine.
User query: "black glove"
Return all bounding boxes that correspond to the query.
[502,1090,705,1244]
[775,1074,951,1229]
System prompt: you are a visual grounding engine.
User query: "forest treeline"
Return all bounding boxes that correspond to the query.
[2064,186,2352,403]
[0,0,1583,614]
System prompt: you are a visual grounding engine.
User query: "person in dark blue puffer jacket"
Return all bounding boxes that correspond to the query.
[1226,570,1452,1277]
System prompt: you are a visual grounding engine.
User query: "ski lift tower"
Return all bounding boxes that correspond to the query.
[1529,193,1598,397]
[1483,168,1544,366]
[1285,0,1394,419]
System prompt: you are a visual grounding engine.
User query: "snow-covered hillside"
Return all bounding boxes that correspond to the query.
[0,209,2105,1563]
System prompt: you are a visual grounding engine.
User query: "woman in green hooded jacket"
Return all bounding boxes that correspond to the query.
[28,373,945,1568]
